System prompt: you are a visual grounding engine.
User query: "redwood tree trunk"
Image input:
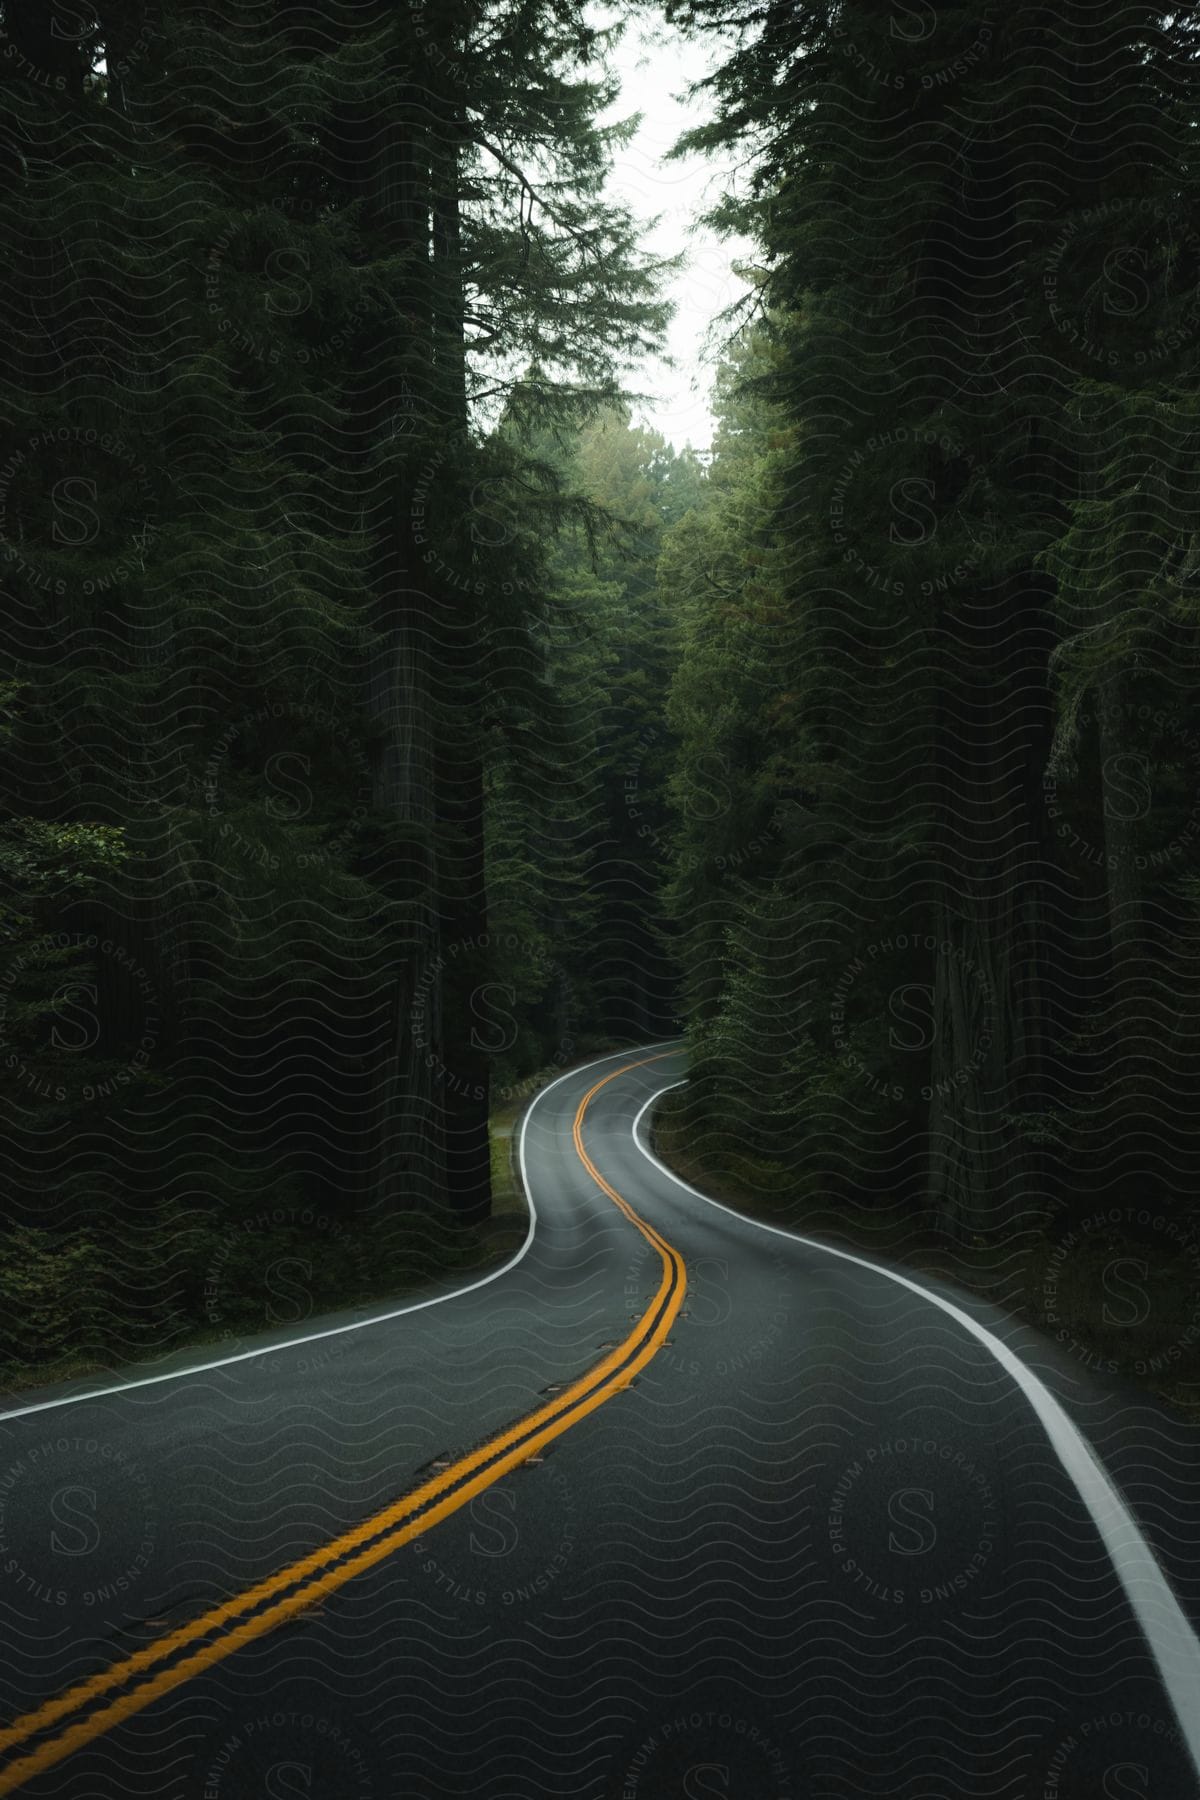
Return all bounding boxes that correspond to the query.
[430,44,491,1225]
[926,576,1052,1243]
[335,32,444,1214]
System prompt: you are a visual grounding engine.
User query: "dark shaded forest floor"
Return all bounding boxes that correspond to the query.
[651,1095,1200,1426]
[0,1214,502,1404]
[0,1053,609,1404]
[9,1061,1194,1431]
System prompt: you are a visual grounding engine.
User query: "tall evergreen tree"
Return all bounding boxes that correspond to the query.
[660,0,1200,1255]
[0,0,667,1371]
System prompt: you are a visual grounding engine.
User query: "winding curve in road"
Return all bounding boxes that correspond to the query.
[1,1045,1198,1797]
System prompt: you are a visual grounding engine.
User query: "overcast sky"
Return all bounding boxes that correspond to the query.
[598,12,752,453]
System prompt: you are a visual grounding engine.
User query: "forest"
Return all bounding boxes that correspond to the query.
[2,0,1199,1411]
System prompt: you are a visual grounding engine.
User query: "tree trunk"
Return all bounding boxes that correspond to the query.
[430,48,492,1224]
[334,34,444,1214]
[926,575,1052,1243]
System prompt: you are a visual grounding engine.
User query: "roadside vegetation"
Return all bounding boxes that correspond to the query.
[4,1,1198,1419]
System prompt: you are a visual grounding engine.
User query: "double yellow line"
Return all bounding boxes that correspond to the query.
[0,1054,685,1794]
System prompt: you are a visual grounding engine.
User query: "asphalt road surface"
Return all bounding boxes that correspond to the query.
[1,1045,1199,1798]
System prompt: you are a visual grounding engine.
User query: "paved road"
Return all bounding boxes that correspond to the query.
[1,1046,1198,1798]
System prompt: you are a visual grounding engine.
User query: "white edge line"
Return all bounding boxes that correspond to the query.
[632,1079,1200,1783]
[0,1042,680,1425]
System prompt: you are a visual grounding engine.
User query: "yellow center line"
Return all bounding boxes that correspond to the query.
[0,1052,685,1794]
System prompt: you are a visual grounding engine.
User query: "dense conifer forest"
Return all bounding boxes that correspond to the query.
[2,0,1199,1410]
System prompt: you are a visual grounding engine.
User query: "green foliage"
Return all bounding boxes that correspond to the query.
[0,0,669,1366]
[656,0,1200,1248]
[0,1227,108,1370]
[487,403,699,1047]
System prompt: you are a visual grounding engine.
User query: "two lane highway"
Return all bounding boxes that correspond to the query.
[1,1047,1198,1797]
